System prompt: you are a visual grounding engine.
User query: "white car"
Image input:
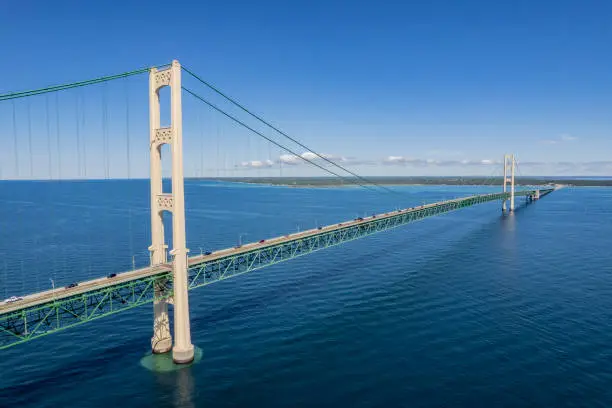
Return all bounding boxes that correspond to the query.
[3,296,23,304]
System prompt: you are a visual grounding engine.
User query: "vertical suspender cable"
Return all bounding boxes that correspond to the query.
[55,93,62,179]
[46,95,52,179]
[0,119,2,178]
[181,67,400,196]
[55,93,66,281]
[256,134,260,177]
[45,93,58,291]
[268,137,272,176]
[11,101,22,290]
[245,128,250,177]
[223,152,227,177]
[83,90,94,277]
[2,259,7,300]
[102,83,109,179]
[215,111,220,178]
[78,90,93,277]
[26,99,34,178]
[125,78,131,179]
[81,92,87,179]
[75,92,82,178]
[201,114,205,177]
[182,87,383,193]
[12,100,19,178]
[125,76,134,269]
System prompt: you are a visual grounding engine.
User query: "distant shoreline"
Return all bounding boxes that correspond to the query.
[196,177,612,188]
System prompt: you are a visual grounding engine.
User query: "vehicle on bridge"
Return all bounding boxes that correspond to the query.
[3,296,23,304]
[65,283,78,289]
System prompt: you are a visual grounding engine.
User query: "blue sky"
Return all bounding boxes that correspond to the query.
[1,0,611,178]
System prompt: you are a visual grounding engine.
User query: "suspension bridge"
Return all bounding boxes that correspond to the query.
[0,60,556,363]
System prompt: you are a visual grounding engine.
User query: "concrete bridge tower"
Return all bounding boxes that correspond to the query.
[148,60,194,364]
[502,154,516,212]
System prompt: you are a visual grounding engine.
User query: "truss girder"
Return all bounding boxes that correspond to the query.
[0,189,552,349]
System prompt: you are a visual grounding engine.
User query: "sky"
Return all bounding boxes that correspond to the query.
[1,0,611,178]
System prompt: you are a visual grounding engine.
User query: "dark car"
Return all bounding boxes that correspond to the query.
[259,239,265,243]
[355,217,364,221]
[107,273,117,279]
[204,251,212,256]
[66,282,78,289]
[317,226,322,230]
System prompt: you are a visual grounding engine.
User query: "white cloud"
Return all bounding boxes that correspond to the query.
[239,159,274,168]
[382,156,428,166]
[384,155,407,163]
[234,151,612,176]
[301,151,318,161]
[279,151,348,166]
[382,156,499,167]
[541,134,578,145]
[279,154,302,165]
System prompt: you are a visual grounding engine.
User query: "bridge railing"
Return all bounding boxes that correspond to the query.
[0,189,552,350]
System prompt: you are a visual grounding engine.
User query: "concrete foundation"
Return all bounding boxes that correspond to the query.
[151,298,172,354]
[172,343,195,364]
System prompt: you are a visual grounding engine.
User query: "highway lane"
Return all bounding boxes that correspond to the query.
[0,264,172,314]
[1,191,544,315]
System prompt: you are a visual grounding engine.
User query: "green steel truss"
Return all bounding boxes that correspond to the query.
[0,274,172,349]
[0,189,553,350]
[186,189,552,289]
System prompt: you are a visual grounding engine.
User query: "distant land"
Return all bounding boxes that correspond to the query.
[197,176,612,187]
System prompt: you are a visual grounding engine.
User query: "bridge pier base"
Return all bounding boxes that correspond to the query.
[172,344,195,364]
[151,298,172,354]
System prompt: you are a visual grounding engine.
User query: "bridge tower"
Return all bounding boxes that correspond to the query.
[502,154,516,212]
[148,60,194,364]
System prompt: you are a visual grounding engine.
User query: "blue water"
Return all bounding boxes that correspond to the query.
[1,181,612,407]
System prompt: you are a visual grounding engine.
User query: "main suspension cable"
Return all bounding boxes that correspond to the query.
[183,86,383,194]
[45,95,52,179]
[0,65,169,102]
[181,66,399,196]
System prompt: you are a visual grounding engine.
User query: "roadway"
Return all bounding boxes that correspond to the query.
[0,189,551,316]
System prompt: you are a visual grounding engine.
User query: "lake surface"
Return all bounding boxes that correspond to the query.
[1,181,611,407]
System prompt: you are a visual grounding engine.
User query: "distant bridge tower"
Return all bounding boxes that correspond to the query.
[502,154,516,212]
[148,60,194,364]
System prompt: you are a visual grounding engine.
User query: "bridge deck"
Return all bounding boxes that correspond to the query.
[0,188,553,349]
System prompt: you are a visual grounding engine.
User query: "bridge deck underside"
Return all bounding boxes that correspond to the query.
[0,189,553,349]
